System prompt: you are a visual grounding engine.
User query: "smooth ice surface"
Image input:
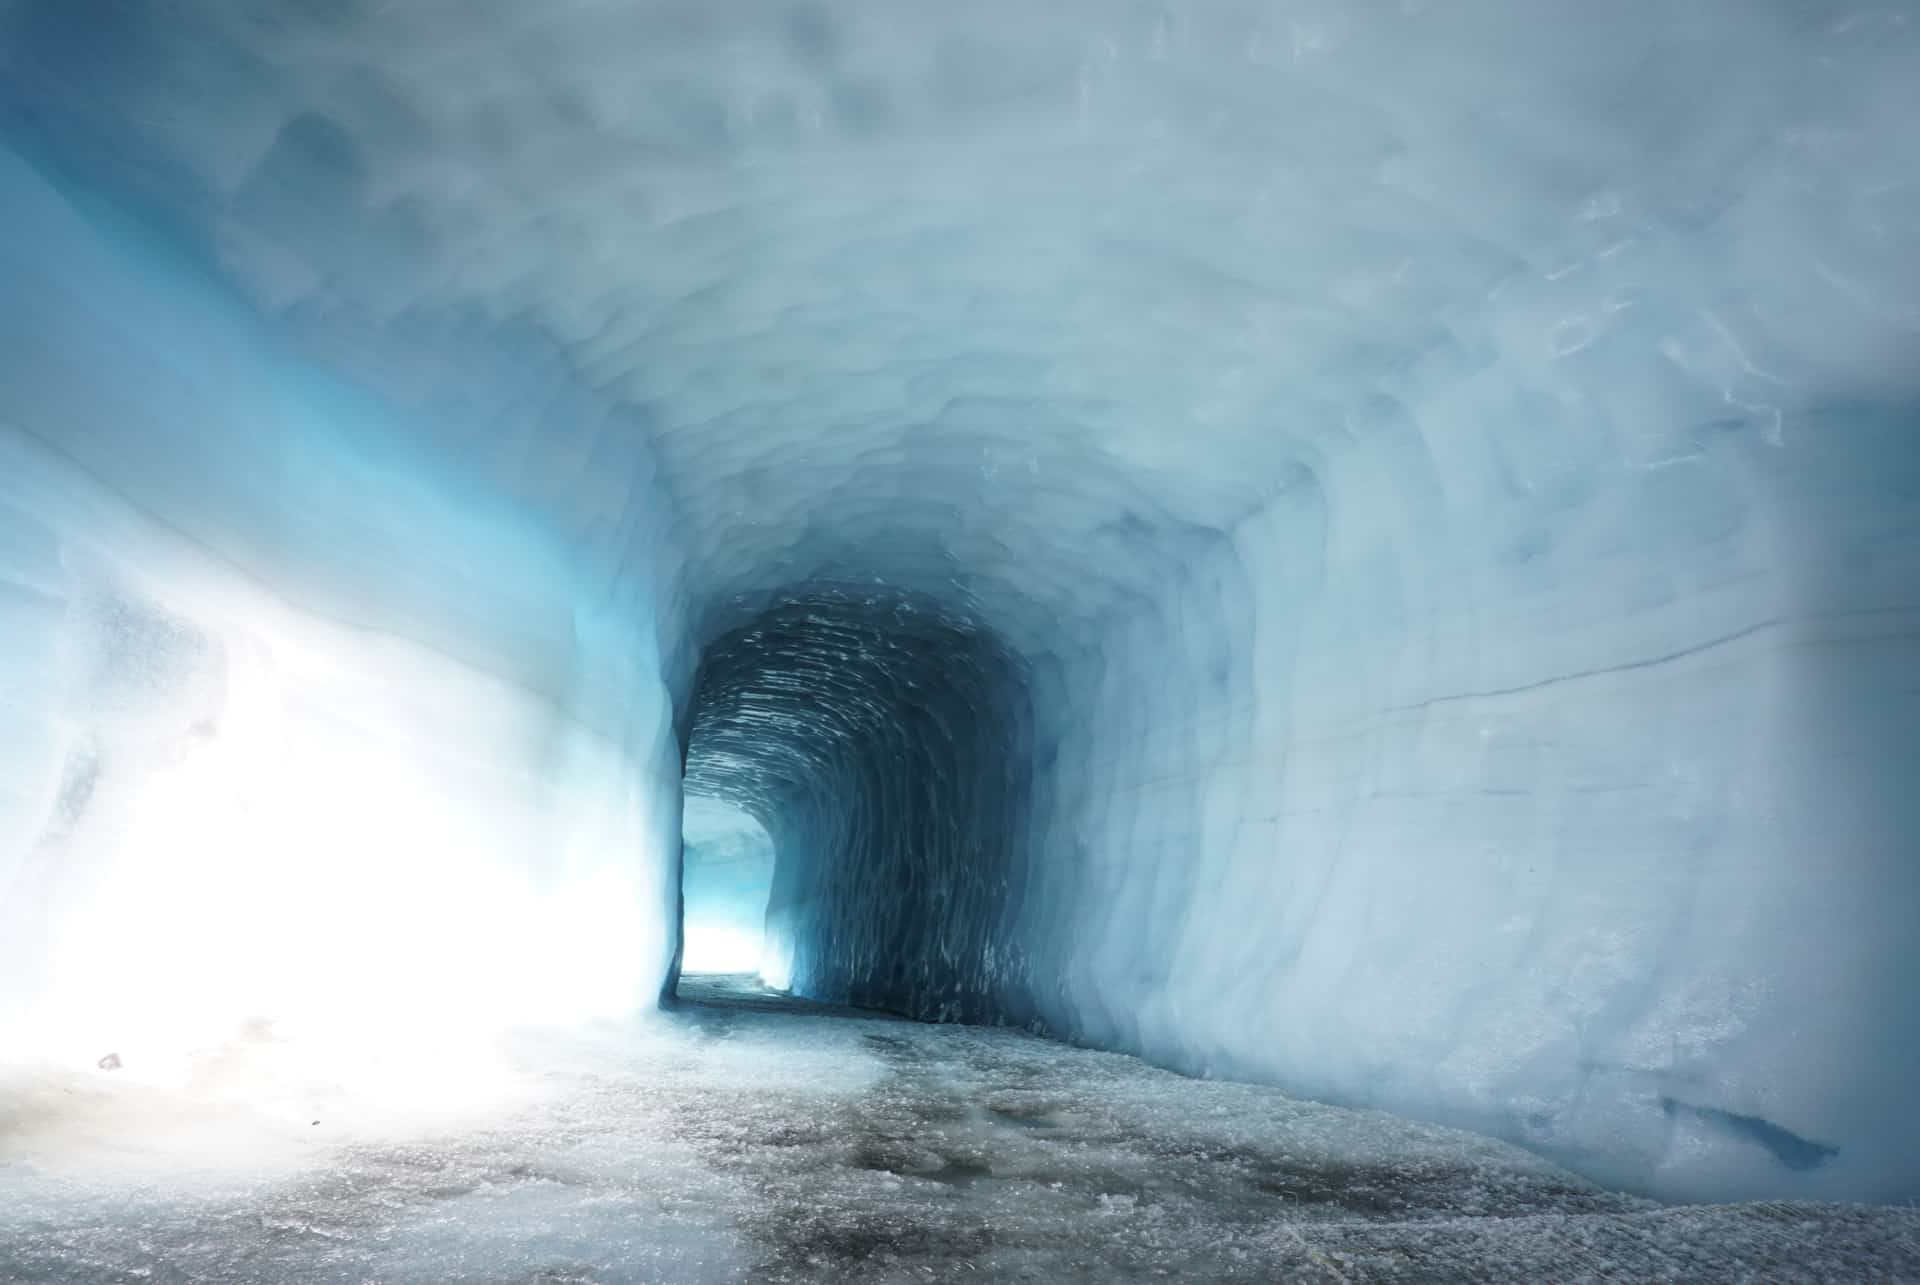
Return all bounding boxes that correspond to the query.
[0,143,686,1067]
[5,975,1918,1284]
[3,0,1919,1208]
[679,797,775,973]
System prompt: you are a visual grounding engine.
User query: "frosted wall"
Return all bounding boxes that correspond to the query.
[1016,423,1920,1205]
[5,0,1917,1206]
[0,147,687,1070]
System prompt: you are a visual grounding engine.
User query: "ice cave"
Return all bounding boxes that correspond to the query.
[1,2,1917,1280]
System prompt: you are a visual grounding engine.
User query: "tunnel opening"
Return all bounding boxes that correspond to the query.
[677,587,1036,1023]
[678,795,774,974]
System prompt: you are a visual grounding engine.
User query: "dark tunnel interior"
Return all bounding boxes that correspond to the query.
[680,590,1035,1025]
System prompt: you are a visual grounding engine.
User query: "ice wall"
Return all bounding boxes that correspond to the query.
[4,0,1917,1204]
[1017,421,1920,1205]
[0,147,688,1071]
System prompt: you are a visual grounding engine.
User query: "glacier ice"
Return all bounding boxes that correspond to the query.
[1,0,1917,1215]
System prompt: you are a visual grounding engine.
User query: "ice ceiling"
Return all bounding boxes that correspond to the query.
[0,0,1916,1206]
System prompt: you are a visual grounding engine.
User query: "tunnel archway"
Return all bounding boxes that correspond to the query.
[680,588,1037,1023]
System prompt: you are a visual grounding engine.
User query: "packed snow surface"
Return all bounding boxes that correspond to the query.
[3,976,1916,1284]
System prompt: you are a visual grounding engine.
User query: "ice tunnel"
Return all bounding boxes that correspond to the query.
[1,0,1917,1214]
[682,590,1035,1017]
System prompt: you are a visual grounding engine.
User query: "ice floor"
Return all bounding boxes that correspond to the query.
[2,974,1915,1284]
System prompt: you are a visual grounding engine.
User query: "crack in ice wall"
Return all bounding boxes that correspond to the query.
[1,0,1916,1203]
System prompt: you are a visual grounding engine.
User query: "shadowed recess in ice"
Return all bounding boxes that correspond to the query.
[684,591,1034,1022]
[0,0,1916,1206]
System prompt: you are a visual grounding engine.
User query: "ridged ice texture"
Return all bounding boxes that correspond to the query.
[685,592,1032,1023]
[3,0,1918,1202]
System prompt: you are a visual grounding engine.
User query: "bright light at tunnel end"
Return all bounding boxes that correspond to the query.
[679,922,768,974]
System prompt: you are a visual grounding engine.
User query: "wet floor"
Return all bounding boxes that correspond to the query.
[2,973,1916,1282]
